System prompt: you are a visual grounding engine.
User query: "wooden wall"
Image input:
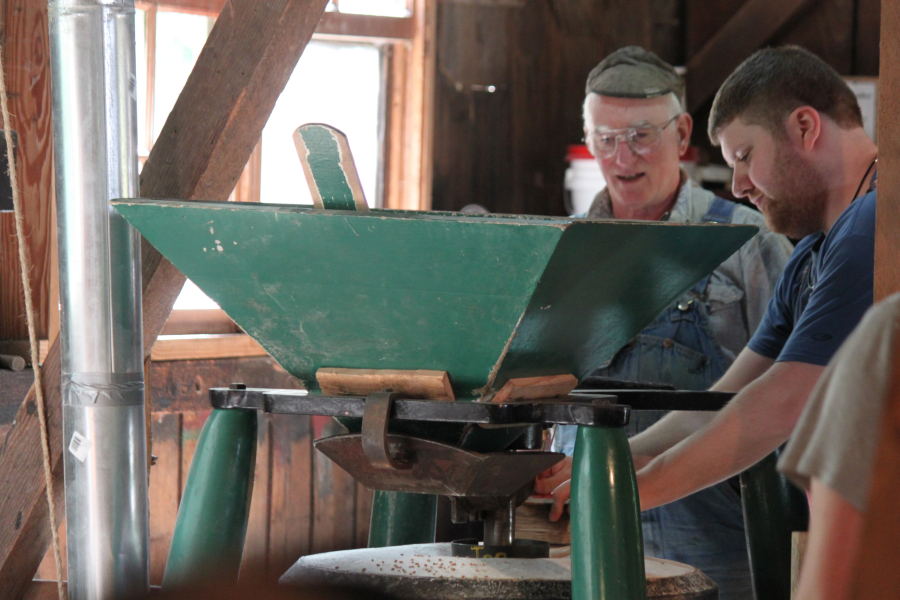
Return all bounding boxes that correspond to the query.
[30,357,373,584]
[0,0,56,341]
[431,0,881,216]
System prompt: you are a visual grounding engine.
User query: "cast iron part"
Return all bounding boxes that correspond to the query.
[315,433,562,497]
[212,387,627,425]
[450,538,550,559]
[361,392,409,470]
[211,386,734,420]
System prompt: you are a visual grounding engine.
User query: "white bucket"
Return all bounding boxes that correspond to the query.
[564,146,605,216]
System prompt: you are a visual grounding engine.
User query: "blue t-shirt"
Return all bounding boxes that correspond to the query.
[747,190,876,365]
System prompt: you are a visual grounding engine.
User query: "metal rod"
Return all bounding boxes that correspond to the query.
[483,497,515,547]
[49,1,148,598]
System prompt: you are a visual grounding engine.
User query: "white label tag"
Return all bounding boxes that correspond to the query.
[68,431,89,463]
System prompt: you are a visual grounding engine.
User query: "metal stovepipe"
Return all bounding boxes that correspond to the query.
[49,0,148,598]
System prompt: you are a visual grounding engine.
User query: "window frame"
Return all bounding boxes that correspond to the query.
[140,0,435,357]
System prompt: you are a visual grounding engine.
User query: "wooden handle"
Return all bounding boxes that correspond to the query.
[293,123,369,211]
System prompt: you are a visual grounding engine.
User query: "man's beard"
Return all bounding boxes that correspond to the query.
[761,144,828,239]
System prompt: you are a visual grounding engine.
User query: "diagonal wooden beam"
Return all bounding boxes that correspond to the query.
[685,0,814,114]
[0,1,329,597]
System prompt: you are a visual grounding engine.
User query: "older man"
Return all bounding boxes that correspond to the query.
[545,46,793,599]
[542,45,878,599]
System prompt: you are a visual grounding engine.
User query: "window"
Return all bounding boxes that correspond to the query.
[135,1,433,346]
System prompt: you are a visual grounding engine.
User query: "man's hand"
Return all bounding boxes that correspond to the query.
[534,454,656,522]
[534,456,571,522]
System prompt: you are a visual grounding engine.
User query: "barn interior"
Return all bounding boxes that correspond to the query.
[0,0,898,599]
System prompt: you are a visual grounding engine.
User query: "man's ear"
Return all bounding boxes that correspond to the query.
[676,112,693,156]
[787,106,821,151]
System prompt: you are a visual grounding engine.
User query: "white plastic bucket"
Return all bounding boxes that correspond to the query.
[564,145,605,216]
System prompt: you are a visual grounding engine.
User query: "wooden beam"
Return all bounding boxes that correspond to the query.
[851,4,900,597]
[314,12,414,41]
[150,334,268,362]
[0,1,329,597]
[685,0,814,113]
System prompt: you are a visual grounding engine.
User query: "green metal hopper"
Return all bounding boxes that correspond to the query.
[114,200,756,400]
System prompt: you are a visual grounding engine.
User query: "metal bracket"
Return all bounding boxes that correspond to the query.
[361,392,409,470]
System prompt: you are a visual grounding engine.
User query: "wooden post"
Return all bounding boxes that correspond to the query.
[0,1,328,597]
[850,2,900,598]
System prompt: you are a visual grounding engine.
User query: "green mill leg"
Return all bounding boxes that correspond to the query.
[740,447,810,600]
[570,425,647,600]
[368,491,438,547]
[162,408,258,588]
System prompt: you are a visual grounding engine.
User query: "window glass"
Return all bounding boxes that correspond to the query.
[153,11,214,141]
[338,0,410,17]
[261,41,382,206]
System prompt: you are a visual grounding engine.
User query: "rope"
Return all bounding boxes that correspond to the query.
[0,45,65,600]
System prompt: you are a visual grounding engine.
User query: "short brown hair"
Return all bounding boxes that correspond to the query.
[708,46,863,144]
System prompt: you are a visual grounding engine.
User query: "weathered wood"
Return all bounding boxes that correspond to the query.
[0,0,54,341]
[778,0,854,75]
[150,334,268,362]
[685,0,815,113]
[315,12,414,41]
[0,338,63,600]
[293,124,370,211]
[355,481,374,549]
[148,413,182,585]
[874,1,900,303]
[20,581,68,600]
[311,417,357,555]
[685,0,743,60]
[268,414,313,577]
[383,0,436,210]
[0,1,328,594]
[855,0,881,76]
[316,368,454,400]
[490,374,577,403]
[515,501,571,545]
[240,413,271,579]
[33,519,65,581]
[0,355,26,371]
[148,356,303,413]
[851,4,900,598]
[160,308,238,336]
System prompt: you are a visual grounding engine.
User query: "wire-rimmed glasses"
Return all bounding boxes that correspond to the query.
[585,114,681,159]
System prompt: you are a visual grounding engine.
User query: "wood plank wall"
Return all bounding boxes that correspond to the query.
[431,0,881,216]
[32,357,373,584]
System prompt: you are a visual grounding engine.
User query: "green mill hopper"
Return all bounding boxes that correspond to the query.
[114,200,756,400]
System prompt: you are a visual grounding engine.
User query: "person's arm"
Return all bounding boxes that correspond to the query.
[629,347,775,461]
[536,347,776,521]
[637,359,823,511]
[794,479,863,600]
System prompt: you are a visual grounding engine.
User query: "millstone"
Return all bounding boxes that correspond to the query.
[280,543,717,599]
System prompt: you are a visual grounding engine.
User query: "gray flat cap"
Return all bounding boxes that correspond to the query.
[586,46,684,100]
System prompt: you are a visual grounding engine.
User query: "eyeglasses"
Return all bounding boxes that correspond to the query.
[585,115,681,159]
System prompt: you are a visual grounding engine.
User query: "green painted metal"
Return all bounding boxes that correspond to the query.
[162,409,257,588]
[740,447,810,600]
[570,425,646,600]
[113,199,756,400]
[296,124,359,211]
[368,491,437,548]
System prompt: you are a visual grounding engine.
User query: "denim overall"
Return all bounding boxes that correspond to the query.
[556,198,753,600]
